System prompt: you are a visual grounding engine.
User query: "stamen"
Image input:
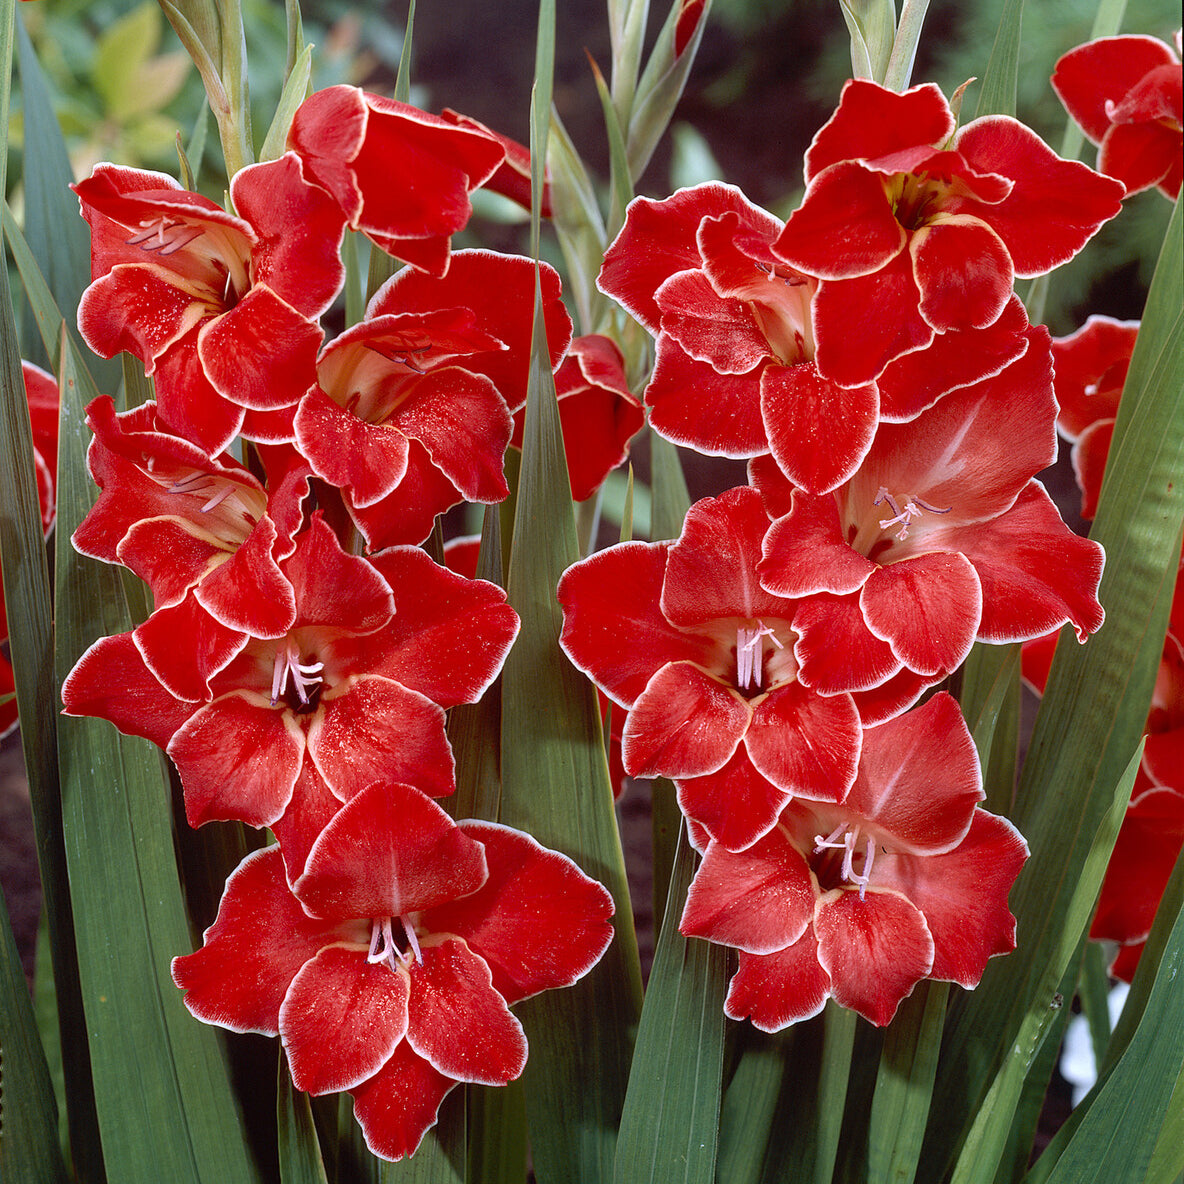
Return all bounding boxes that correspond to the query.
[736,620,783,690]
[813,825,877,900]
[166,472,237,513]
[126,217,204,255]
[400,916,422,965]
[367,917,396,969]
[270,641,325,707]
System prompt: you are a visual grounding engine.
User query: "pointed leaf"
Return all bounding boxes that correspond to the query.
[612,824,726,1184]
[0,885,68,1182]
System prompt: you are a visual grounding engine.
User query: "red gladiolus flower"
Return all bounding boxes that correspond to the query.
[74,154,346,453]
[1053,33,1183,200]
[1051,316,1139,520]
[70,396,310,700]
[1,362,59,737]
[172,782,614,1160]
[559,486,866,851]
[757,333,1106,687]
[510,334,643,502]
[680,692,1027,1028]
[773,79,1124,387]
[287,86,506,277]
[62,515,519,834]
[598,183,1032,493]
[295,250,571,548]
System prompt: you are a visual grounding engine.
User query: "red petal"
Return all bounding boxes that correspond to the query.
[172,846,354,1034]
[198,286,322,411]
[350,1042,458,1162]
[169,693,304,827]
[858,331,1057,529]
[151,332,246,454]
[662,487,792,626]
[814,889,934,1026]
[953,116,1124,277]
[926,482,1106,643]
[874,809,1026,986]
[803,80,955,179]
[681,827,815,952]
[558,542,717,706]
[192,515,297,638]
[283,514,394,632]
[406,937,527,1085]
[379,251,570,407]
[230,152,346,316]
[676,750,791,852]
[133,596,247,702]
[810,253,932,387]
[281,944,409,1094]
[621,662,751,779]
[1091,786,1184,944]
[550,336,644,502]
[723,930,831,1031]
[76,265,203,368]
[775,161,906,280]
[761,363,878,495]
[791,594,902,695]
[288,88,504,277]
[878,294,1031,423]
[349,438,467,548]
[644,336,768,457]
[296,782,487,921]
[845,692,982,851]
[363,546,519,706]
[308,677,454,801]
[1099,118,1182,196]
[746,681,862,802]
[61,632,194,748]
[911,215,1013,332]
[861,553,982,677]
[295,387,410,507]
[759,492,876,599]
[1051,315,1136,441]
[386,368,512,503]
[421,821,614,1004]
[656,269,770,374]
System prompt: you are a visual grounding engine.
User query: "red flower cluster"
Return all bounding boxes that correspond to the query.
[566,77,1120,1027]
[62,87,628,1159]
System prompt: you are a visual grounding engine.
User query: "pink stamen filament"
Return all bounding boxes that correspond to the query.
[873,487,952,541]
[367,916,421,970]
[813,824,877,900]
[736,621,784,690]
[166,472,238,513]
[126,217,204,256]
[270,642,324,707]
